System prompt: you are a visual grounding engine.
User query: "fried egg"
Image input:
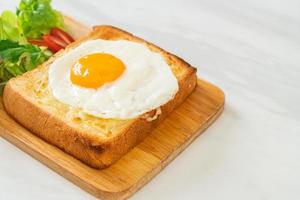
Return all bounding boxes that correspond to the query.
[48,39,178,119]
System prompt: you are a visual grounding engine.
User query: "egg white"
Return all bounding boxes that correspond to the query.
[48,39,178,119]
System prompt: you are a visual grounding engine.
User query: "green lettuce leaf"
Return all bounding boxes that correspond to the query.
[17,0,65,39]
[0,11,27,44]
[0,40,52,93]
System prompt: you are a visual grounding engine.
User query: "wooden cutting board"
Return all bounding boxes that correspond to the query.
[0,16,225,200]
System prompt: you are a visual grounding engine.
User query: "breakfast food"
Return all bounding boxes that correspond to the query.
[3,25,197,168]
[49,39,179,119]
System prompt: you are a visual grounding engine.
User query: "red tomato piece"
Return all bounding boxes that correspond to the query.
[51,28,75,44]
[43,34,65,52]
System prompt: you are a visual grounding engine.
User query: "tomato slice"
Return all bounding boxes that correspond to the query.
[51,28,75,44]
[42,28,75,52]
[48,34,68,47]
[28,39,47,46]
[43,34,65,52]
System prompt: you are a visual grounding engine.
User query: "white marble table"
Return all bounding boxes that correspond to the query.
[1,0,299,199]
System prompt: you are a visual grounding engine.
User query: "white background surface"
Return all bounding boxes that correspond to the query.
[1,0,300,199]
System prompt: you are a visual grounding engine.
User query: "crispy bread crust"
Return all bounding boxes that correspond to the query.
[3,25,197,169]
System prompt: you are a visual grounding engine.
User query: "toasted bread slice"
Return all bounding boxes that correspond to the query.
[3,26,197,169]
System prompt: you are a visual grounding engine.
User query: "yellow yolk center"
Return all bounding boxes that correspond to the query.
[70,53,125,88]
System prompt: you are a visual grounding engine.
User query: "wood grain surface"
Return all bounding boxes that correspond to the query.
[0,16,225,200]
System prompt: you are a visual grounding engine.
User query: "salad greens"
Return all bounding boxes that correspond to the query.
[17,0,65,39]
[0,40,51,93]
[0,0,65,94]
[0,11,27,44]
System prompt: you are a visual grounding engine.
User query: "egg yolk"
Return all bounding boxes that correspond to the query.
[70,53,125,88]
